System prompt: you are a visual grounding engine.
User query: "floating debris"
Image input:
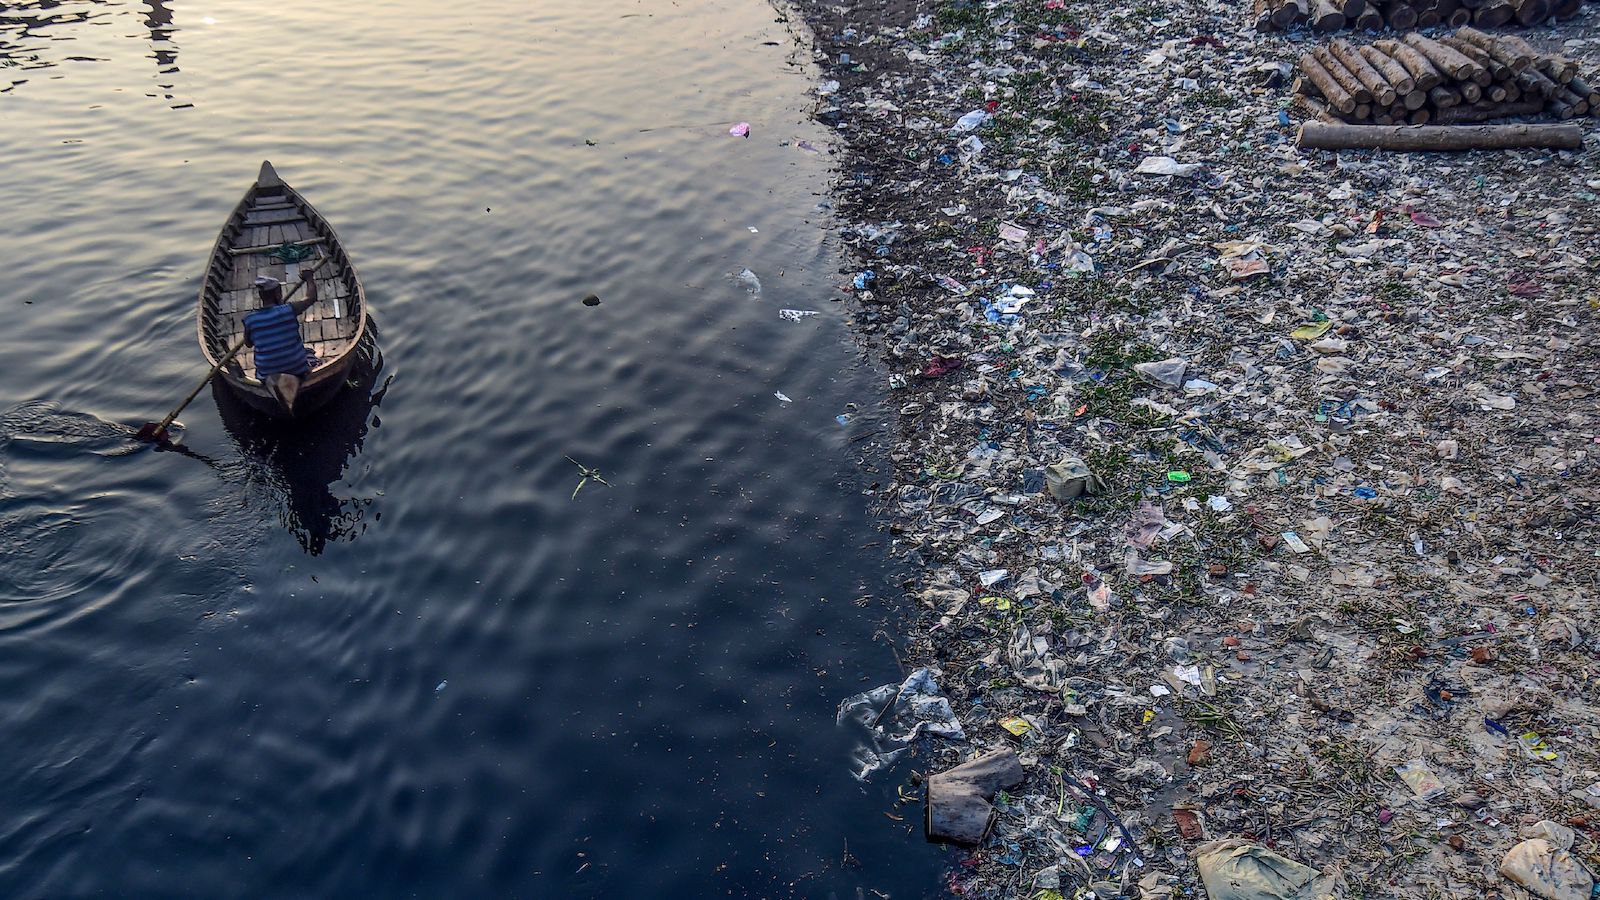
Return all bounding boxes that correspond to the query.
[797,0,1600,895]
[563,455,612,500]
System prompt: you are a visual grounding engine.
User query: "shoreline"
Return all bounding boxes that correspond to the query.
[787,0,1600,896]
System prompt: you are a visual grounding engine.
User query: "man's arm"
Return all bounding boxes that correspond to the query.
[289,268,320,316]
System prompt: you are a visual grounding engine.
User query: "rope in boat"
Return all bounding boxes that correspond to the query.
[265,241,316,262]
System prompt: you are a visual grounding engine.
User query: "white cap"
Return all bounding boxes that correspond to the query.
[255,276,280,290]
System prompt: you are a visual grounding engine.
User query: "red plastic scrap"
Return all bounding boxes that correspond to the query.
[1507,275,1542,297]
[922,356,965,378]
[1173,808,1205,840]
[1406,205,1443,228]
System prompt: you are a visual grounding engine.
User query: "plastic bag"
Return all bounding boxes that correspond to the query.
[1395,759,1445,801]
[836,668,966,780]
[1045,455,1104,500]
[1194,839,1345,900]
[1498,822,1595,900]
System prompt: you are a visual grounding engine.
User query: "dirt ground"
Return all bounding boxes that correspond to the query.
[782,0,1600,896]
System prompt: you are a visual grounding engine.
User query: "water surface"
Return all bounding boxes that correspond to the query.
[0,1,945,895]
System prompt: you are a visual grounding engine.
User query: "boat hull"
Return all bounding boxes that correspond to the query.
[217,351,358,418]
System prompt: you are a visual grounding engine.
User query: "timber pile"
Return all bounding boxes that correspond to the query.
[1255,0,1584,32]
[1292,28,1599,126]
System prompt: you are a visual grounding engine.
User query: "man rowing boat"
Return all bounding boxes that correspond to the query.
[243,269,319,413]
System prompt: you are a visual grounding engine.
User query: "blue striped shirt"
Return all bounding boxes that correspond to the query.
[243,304,311,378]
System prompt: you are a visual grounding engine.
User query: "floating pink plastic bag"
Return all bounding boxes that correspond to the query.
[729,122,750,138]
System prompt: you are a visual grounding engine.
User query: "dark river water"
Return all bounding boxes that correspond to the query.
[0,1,946,896]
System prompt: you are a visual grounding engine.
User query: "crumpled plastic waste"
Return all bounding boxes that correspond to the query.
[1060,243,1096,273]
[836,667,966,780]
[982,285,1035,324]
[1134,156,1202,177]
[978,568,1008,588]
[1007,622,1069,692]
[1127,553,1174,576]
[925,747,1025,845]
[1498,821,1595,900]
[1045,455,1104,500]
[952,109,990,133]
[731,267,761,297]
[1194,839,1345,900]
[729,122,750,137]
[777,309,819,321]
[1133,357,1189,390]
[921,355,964,378]
[1395,759,1445,801]
[1124,501,1167,550]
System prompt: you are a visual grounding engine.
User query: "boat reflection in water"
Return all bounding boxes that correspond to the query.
[212,331,388,556]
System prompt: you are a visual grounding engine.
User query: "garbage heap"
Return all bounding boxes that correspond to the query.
[792,0,1600,896]
[1295,28,1599,124]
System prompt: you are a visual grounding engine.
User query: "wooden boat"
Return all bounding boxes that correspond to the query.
[196,160,368,418]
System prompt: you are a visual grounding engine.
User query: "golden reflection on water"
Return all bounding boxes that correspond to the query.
[1,0,182,101]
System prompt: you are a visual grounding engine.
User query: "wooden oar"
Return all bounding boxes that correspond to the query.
[137,255,332,443]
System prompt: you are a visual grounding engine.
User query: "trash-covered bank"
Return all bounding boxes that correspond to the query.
[784,0,1600,895]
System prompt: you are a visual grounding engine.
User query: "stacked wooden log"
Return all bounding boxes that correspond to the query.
[1293,28,1598,125]
[1256,0,1583,32]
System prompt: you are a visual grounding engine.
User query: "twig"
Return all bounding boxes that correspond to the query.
[874,629,908,676]
[564,455,612,499]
